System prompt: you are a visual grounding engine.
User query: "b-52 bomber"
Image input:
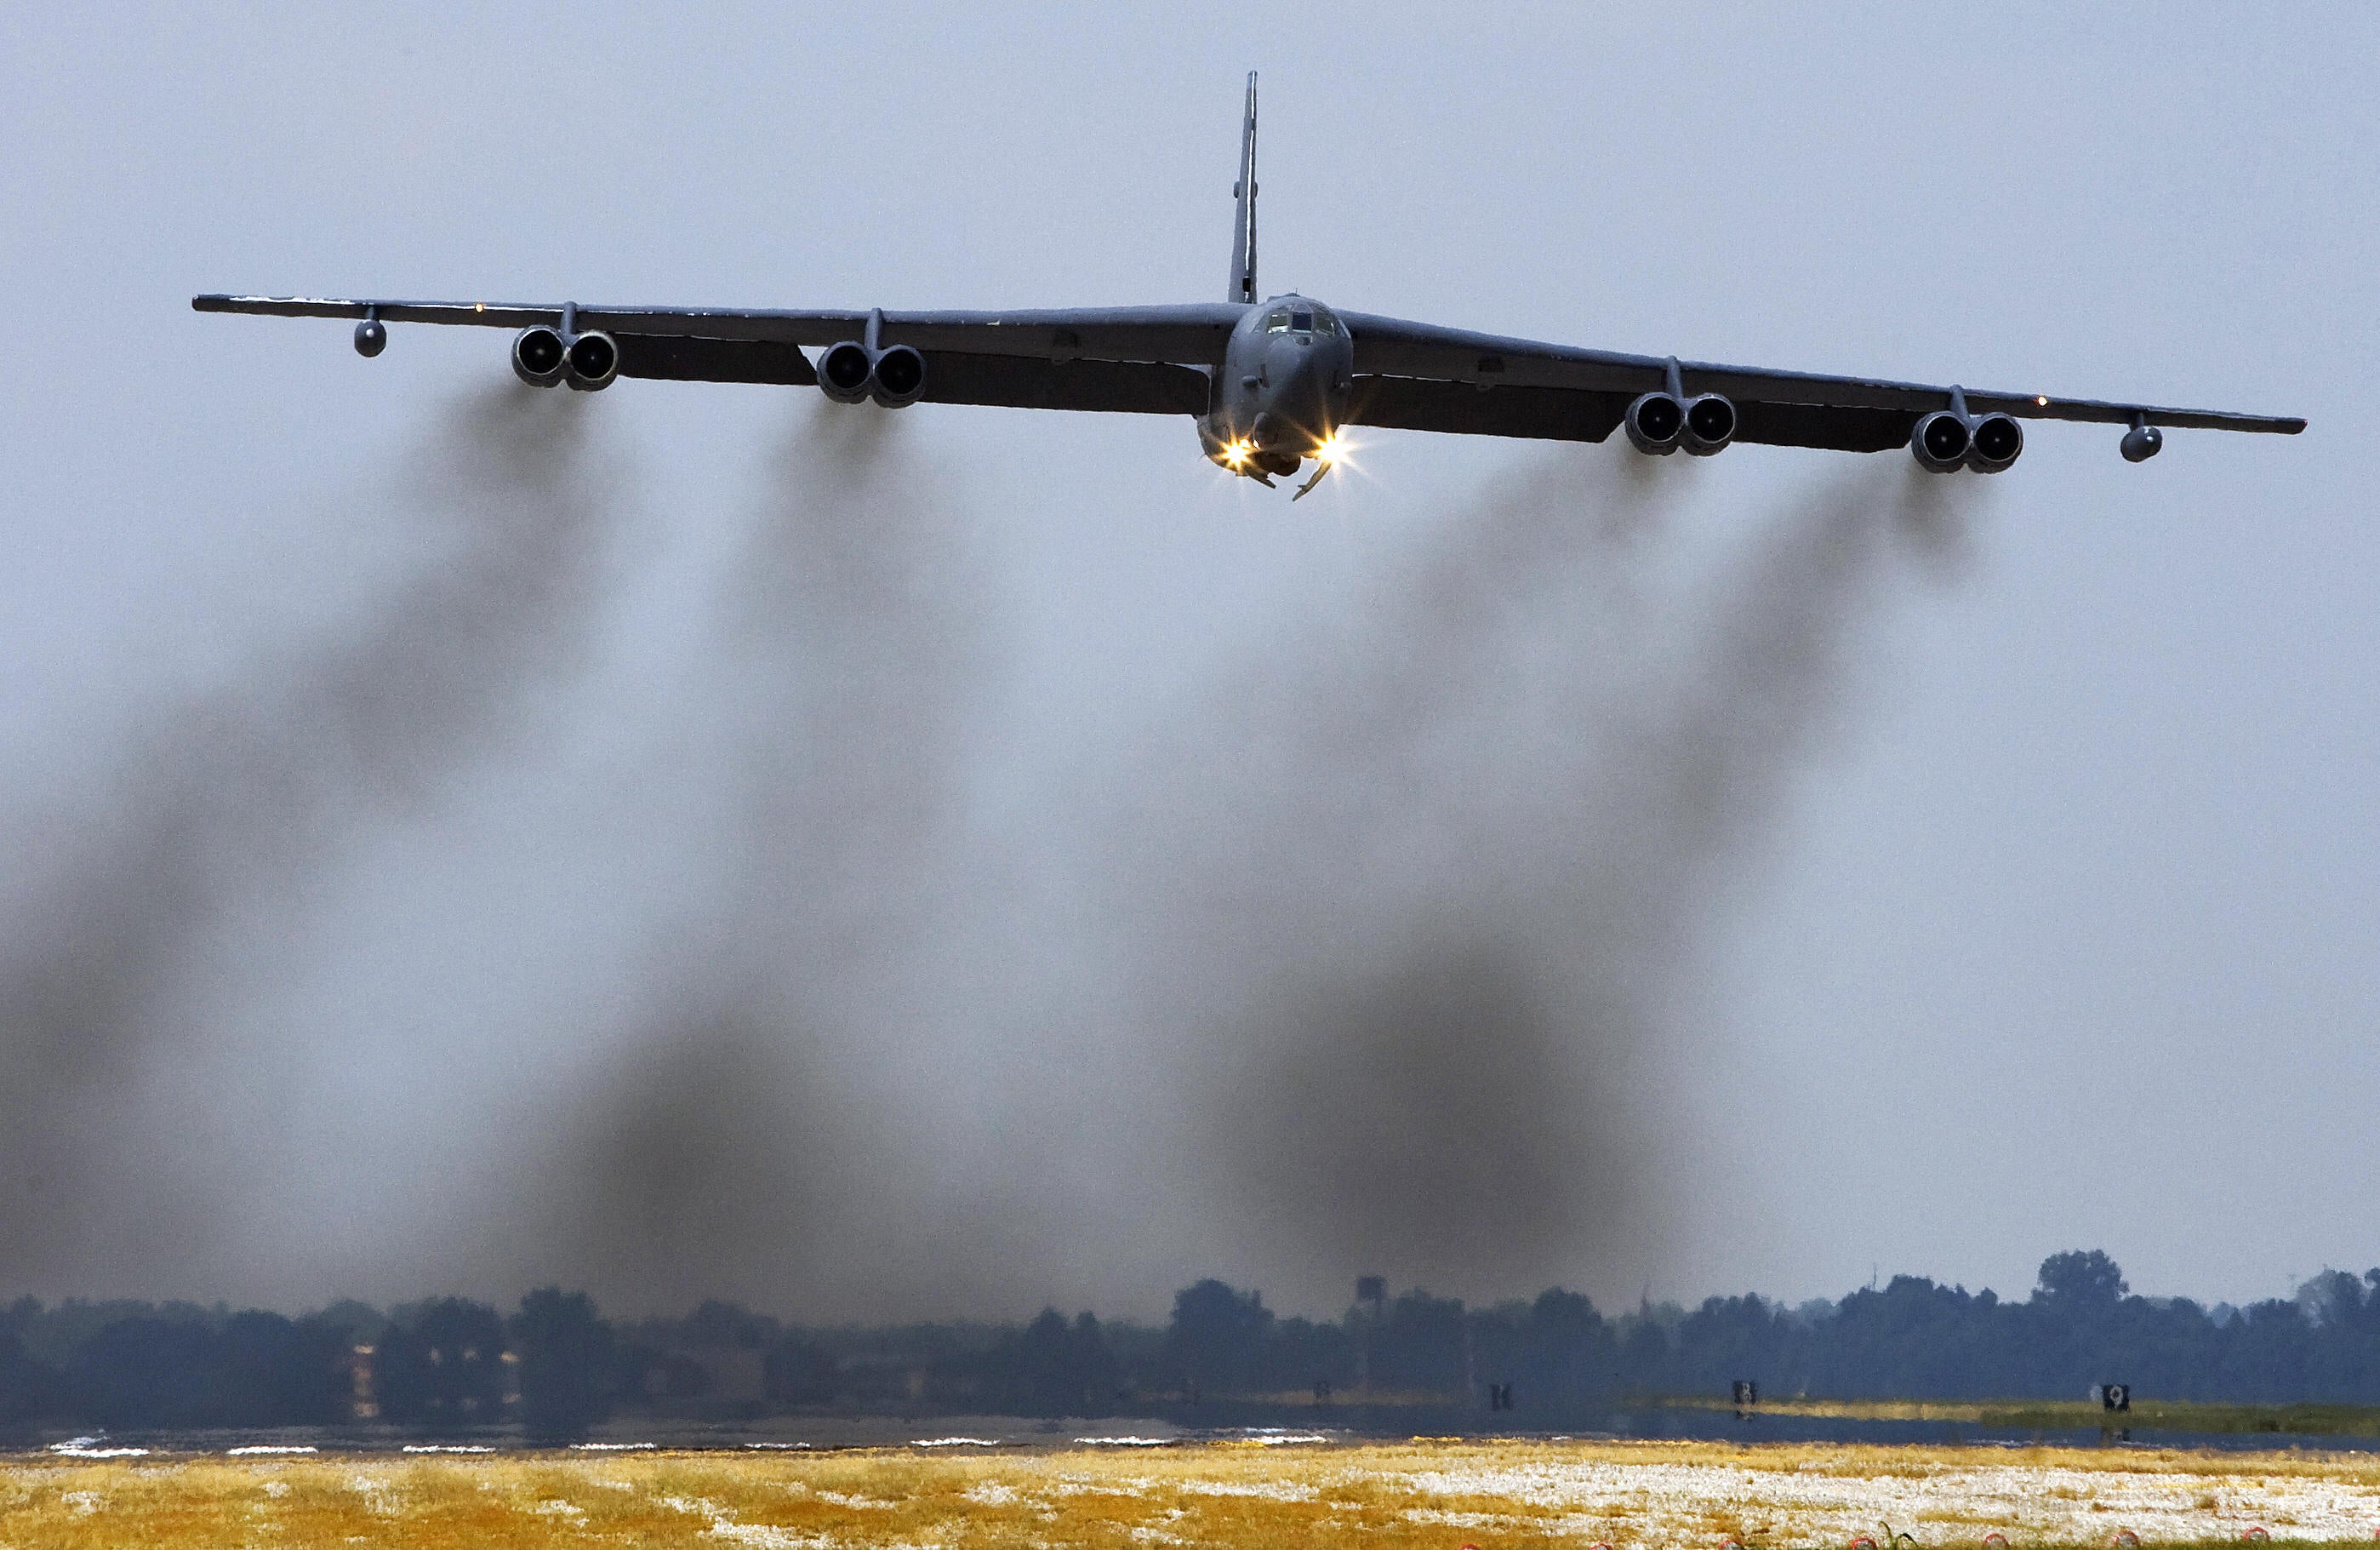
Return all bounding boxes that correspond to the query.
[197,74,2301,500]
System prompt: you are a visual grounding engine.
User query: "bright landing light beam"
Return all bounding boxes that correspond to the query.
[1291,429,1356,500]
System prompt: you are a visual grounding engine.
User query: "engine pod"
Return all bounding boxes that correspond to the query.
[870,344,927,407]
[1624,392,1685,455]
[1910,409,1972,472]
[513,326,567,387]
[1966,412,2023,472]
[818,340,873,403]
[565,330,619,391]
[1681,393,1736,455]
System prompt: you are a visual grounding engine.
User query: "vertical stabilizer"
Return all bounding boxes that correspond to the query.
[1228,71,1258,305]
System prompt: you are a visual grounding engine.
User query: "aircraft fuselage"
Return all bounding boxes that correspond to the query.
[1198,295,1354,482]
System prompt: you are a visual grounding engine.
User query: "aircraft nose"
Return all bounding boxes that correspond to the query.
[1267,342,1331,430]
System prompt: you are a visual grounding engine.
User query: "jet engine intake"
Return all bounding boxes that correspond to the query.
[513,325,567,387]
[818,340,873,403]
[1966,411,2023,472]
[870,343,927,407]
[1624,391,1686,455]
[2121,420,2164,462]
[1910,409,1972,472]
[1681,392,1737,455]
[565,330,619,392]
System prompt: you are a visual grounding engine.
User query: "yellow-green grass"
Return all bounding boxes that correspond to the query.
[4,1437,2380,1550]
[1664,1398,2380,1439]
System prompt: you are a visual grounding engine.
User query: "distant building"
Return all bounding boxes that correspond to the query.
[348,1345,378,1420]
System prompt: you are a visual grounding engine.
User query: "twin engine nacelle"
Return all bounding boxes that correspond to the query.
[817,340,927,407]
[513,325,619,392]
[1910,408,2024,473]
[1625,391,1738,457]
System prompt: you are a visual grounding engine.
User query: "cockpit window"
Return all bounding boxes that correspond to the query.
[1264,304,1339,335]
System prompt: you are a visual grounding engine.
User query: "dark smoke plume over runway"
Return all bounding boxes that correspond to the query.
[0,393,1975,1318]
[0,385,621,1294]
[469,404,1001,1314]
[443,445,1973,1319]
[1007,458,1977,1311]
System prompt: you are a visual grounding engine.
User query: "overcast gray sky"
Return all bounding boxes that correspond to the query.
[0,3,2372,1324]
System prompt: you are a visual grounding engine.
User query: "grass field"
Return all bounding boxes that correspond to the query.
[6,1437,2380,1550]
[1664,1398,2380,1440]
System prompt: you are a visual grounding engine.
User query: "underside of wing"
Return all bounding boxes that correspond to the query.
[193,293,2306,451]
[916,353,1212,415]
[614,335,818,386]
[193,295,1245,369]
[1345,375,1926,453]
[1337,311,2304,446]
[1347,376,1629,442]
[1733,401,1920,454]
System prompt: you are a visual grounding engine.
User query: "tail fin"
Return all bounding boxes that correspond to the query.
[1228,71,1258,305]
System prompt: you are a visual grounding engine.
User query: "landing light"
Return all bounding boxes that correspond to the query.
[1293,430,1358,500]
[1223,438,1253,466]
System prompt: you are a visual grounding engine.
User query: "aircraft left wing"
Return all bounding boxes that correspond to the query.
[1338,312,2305,449]
[191,295,1235,413]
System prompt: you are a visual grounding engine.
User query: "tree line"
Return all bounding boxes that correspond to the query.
[6,1252,2377,1438]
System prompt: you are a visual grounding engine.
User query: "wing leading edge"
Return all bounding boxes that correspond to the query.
[193,295,1233,416]
[1337,312,2304,450]
[191,293,2303,451]
[191,295,1241,369]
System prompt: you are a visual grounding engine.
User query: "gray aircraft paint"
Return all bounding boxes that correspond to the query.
[1229,71,1259,307]
[1200,297,1356,482]
[191,77,2301,495]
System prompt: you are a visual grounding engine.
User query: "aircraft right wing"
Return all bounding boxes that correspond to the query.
[602,332,1209,414]
[193,294,1236,416]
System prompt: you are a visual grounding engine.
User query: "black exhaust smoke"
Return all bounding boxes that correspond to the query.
[443,447,1982,1319]
[0,385,625,1294]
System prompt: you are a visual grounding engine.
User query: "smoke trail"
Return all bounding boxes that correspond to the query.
[475,446,1975,1322]
[1033,455,1978,1311]
[0,385,621,1293]
[477,403,996,1313]
[180,420,1966,1324]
